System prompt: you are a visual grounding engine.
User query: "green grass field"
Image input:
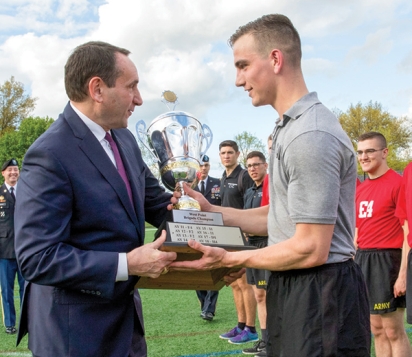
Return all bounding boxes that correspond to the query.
[0,227,410,356]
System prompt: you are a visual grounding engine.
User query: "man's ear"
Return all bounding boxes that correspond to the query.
[270,49,283,74]
[88,77,104,103]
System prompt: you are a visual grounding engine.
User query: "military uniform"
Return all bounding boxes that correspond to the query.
[0,159,24,334]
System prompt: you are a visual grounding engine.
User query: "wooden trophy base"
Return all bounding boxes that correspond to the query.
[136,245,241,290]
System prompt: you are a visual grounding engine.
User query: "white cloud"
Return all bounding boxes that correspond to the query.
[303,58,339,78]
[346,27,393,64]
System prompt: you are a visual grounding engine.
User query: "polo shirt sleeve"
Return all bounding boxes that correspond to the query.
[283,130,349,224]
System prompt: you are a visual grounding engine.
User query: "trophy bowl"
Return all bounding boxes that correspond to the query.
[136,91,212,210]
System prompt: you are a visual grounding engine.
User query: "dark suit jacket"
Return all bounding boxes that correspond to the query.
[14,103,172,357]
[193,176,221,206]
[0,184,16,259]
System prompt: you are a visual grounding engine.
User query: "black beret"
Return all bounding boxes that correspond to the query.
[1,158,18,171]
[200,155,210,164]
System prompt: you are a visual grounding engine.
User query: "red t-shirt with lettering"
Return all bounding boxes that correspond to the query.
[356,169,403,249]
[261,175,269,206]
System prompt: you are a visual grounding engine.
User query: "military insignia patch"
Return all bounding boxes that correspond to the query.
[0,196,5,202]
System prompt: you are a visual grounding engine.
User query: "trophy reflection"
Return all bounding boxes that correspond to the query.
[136,90,213,210]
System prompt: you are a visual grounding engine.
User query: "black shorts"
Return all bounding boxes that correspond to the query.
[246,237,268,289]
[355,248,406,314]
[266,259,370,357]
[406,250,412,323]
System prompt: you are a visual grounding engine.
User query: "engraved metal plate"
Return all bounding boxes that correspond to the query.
[165,222,253,250]
[172,210,224,226]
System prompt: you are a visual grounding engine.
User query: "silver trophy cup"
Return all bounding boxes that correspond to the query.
[136,91,213,210]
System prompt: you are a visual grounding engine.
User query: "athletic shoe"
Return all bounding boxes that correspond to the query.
[254,348,267,357]
[5,326,16,334]
[219,326,242,339]
[228,327,259,344]
[242,339,266,354]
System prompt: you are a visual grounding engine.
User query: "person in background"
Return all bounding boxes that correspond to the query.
[355,132,411,357]
[260,134,272,207]
[396,161,412,328]
[218,140,257,345]
[193,156,221,321]
[241,151,268,357]
[0,158,24,335]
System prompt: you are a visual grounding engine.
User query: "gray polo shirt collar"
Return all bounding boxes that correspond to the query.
[279,92,321,126]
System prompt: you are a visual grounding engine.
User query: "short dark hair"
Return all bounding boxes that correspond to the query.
[246,151,266,163]
[229,14,302,67]
[219,140,239,152]
[65,41,131,102]
[358,132,387,148]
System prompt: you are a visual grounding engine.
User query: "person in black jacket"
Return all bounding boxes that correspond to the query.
[193,156,221,320]
[0,158,24,334]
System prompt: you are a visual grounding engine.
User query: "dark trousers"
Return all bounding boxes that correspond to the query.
[196,290,219,314]
[0,258,24,327]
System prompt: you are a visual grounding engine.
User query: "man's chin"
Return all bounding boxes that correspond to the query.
[251,98,263,107]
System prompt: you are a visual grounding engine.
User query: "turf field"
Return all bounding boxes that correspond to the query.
[0,227,410,356]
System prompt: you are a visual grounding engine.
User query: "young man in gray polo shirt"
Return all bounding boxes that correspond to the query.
[171,14,370,356]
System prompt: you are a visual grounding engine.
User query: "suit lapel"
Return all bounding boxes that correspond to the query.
[204,178,213,195]
[112,131,145,230]
[78,131,138,226]
[63,104,138,227]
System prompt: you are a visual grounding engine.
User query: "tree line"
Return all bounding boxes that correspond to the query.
[1,76,411,180]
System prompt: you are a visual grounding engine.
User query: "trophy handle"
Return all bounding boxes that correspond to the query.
[135,120,160,162]
[200,124,213,159]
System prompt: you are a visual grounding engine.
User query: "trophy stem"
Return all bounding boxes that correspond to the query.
[179,181,186,196]
[174,181,201,211]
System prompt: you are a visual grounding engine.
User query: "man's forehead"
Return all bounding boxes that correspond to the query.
[233,34,259,59]
[357,139,377,148]
[220,146,236,153]
[247,156,261,162]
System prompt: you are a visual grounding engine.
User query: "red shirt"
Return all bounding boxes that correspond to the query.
[261,174,269,206]
[356,169,403,249]
[396,163,412,246]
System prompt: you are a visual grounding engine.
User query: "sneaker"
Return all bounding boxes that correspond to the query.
[228,327,259,344]
[5,326,16,335]
[219,326,243,339]
[242,339,266,354]
[254,348,267,357]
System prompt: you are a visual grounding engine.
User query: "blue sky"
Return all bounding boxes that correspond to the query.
[1,0,412,177]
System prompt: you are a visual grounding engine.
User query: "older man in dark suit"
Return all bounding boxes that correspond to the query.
[14,41,176,357]
[193,157,221,321]
[0,158,24,335]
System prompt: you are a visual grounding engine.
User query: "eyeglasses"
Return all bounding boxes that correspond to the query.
[247,163,265,170]
[356,148,385,156]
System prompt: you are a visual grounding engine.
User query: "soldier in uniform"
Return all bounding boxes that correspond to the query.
[0,158,24,334]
